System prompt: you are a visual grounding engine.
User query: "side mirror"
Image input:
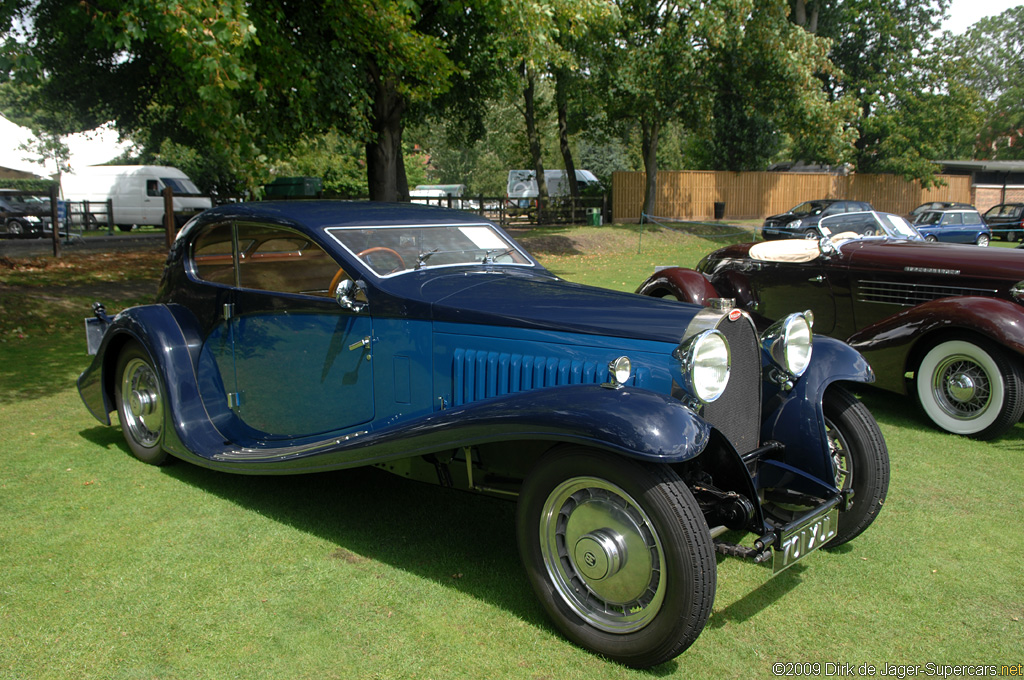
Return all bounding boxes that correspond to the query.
[335,279,369,313]
[818,236,837,257]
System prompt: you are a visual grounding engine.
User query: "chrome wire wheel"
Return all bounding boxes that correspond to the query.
[120,356,164,448]
[929,353,992,421]
[539,477,666,633]
[825,416,852,492]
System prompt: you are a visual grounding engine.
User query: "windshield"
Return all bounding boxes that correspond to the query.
[327,223,533,277]
[818,211,922,241]
[161,177,202,195]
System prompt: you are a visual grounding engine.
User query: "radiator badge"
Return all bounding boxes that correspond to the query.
[728,309,742,322]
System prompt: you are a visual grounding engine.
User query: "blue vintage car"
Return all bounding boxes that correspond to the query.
[78,201,889,668]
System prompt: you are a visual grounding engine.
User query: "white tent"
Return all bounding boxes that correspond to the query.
[0,114,132,177]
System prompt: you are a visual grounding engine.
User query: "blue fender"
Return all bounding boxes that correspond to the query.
[760,335,875,484]
[79,308,713,473]
[181,385,713,474]
[77,304,206,436]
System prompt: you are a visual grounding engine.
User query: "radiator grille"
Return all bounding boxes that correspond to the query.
[857,280,997,306]
[701,314,762,454]
[451,349,604,406]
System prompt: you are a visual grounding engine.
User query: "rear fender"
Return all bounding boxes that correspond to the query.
[77,304,206,451]
[846,296,1024,393]
[761,336,874,484]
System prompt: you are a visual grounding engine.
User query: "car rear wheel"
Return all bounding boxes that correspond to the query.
[114,341,171,465]
[925,235,938,242]
[1005,231,1017,242]
[5,219,24,237]
[517,447,715,668]
[915,336,1024,440]
[976,234,990,247]
[822,386,890,546]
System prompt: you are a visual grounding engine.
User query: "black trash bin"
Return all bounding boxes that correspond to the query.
[713,201,725,220]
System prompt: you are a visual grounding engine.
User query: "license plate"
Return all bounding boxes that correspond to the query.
[772,506,838,574]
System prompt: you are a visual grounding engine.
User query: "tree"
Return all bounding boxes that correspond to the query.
[950,6,1024,159]
[794,0,979,184]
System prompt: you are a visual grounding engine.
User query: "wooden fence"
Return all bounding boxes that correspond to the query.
[612,170,973,222]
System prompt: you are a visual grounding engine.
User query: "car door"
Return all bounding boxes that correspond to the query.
[746,257,838,335]
[194,221,375,440]
[939,212,967,242]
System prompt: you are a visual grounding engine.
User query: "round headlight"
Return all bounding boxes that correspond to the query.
[677,329,731,403]
[761,312,814,378]
[607,356,632,386]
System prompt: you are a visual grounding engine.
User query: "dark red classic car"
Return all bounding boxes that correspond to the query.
[637,211,1024,440]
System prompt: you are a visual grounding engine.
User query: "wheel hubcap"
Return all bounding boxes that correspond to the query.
[539,477,666,633]
[933,355,990,418]
[120,358,163,447]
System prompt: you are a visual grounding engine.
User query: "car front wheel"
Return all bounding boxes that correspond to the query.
[915,336,1024,440]
[822,386,890,546]
[925,234,938,242]
[803,229,818,239]
[114,341,171,465]
[517,447,715,668]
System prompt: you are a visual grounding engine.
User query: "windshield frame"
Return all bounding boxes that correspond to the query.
[325,222,536,279]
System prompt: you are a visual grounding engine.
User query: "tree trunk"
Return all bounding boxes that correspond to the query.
[555,67,579,199]
[522,65,548,222]
[791,0,818,32]
[366,60,407,202]
[641,116,660,222]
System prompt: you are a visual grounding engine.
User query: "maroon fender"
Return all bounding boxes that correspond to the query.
[634,267,719,306]
[846,296,1024,393]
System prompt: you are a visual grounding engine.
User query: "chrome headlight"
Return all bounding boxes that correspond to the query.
[761,311,814,378]
[607,356,632,386]
[676,329,731,403]
[790,219,803,228]
[1012,281,1024,303]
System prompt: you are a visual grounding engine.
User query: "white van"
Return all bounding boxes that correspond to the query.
[506,169,601,203]
[61,165,212,230]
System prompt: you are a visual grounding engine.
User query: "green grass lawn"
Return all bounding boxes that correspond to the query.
[1,227,1022,679]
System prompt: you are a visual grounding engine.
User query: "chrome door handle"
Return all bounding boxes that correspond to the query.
[808,275,825,283]
[348,336,371,351]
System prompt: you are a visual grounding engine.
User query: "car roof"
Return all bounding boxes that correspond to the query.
[188,200,494,233]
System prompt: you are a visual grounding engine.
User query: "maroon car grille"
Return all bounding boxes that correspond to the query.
[701,313,761,454]
[857,280,998,306]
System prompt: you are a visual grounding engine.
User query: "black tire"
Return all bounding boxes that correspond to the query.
[914,335,1024,440]
[925,235,938,242]
[802,229,818,239]
[516,447,715,668]
[1005,231,1017,243]
[114,341,172,465]
[822,386,890,546]
[977,233,990,247]
[5,219,24,238]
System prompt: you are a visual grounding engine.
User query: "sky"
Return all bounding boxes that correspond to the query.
[2,1,1022,177]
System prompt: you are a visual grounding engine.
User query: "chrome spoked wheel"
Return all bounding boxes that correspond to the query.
[540,477,666,633]
[930,353,993,420]
[120,357,164,448]
[824,417,851,492]
[916,337,1024,439]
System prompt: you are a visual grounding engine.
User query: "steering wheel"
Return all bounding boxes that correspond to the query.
[357,246,406,274]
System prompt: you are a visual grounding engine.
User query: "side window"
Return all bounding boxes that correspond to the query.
[942,213,963,226]
[236,223,345,297]
[146,179,161,197]
[192,222,237,286]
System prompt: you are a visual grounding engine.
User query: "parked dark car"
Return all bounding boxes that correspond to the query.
[983,203,1024,242]
[79,201,888,668]
[637,210,1024,440]
[0,190,52,238]
[908,201,973,220]
[761,199,874,240]
[913,208,990,246]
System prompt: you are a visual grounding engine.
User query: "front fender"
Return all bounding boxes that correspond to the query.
[761,335,875,484]
[846,296,1024,394]
[634,267,718,306]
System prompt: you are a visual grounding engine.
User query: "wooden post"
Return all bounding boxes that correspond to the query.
[163,187,175,250]
[49,184,61,257]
